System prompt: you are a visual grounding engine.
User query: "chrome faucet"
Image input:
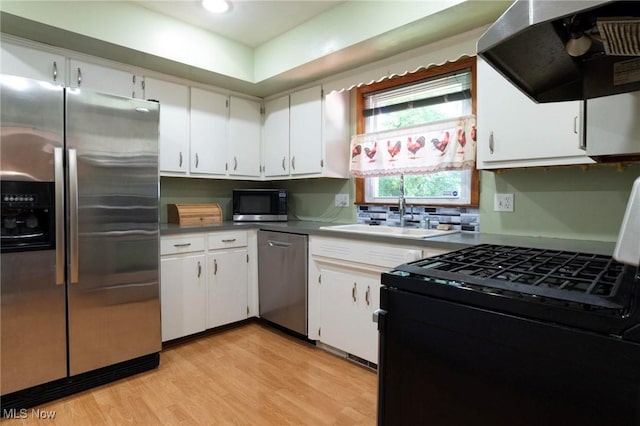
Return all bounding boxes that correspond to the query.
[398,174,406,227]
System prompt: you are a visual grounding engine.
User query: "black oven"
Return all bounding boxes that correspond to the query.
[377,244,640,426]
[1,181,55,252]
[232,189,287,222]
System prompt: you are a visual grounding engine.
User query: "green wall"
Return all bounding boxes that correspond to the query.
[479,163,640,242]
[160,176,355,224]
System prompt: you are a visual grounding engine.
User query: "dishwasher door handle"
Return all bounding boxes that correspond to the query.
[267,240,292,248]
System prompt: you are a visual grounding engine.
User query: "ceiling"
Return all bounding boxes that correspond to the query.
[133,1,345,48]
[0,1,513,96]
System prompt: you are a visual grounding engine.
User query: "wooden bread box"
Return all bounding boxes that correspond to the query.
[167,203,222,225]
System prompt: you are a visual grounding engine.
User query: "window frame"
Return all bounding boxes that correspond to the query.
[354,56,479,207]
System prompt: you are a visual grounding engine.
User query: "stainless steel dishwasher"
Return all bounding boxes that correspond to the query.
[258,230,308,335]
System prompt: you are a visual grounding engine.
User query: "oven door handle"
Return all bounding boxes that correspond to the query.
[54,147,65,285]
[69,148,79,284]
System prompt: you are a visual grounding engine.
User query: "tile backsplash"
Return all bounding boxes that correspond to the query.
[356,205,479,232]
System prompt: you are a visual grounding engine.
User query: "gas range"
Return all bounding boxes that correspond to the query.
[378,244,640,425]
[383,244,640,340]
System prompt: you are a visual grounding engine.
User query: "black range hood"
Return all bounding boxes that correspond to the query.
[477,0,640,103]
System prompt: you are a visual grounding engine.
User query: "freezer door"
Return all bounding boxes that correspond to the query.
[0,75,66,394]
[65,90,161,375]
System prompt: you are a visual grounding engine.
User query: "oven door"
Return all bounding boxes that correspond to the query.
[377,286,640,426]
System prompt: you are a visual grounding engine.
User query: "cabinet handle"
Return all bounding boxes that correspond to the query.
[173,243,191,248]
[282,156,286,171]
[234,156,238,171]
[489,131,495,154]
[291,156,296,170]
[179,152,183,168]
[214,259,218,275]
[365,286,370,306]
[197,261,202,278]
[221,238,236,243]
[195,153,199,168]
[352,283,357,302]
[77,67,82,87]
[53,61,58,82]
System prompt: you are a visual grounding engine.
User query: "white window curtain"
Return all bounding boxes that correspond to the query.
[349,114,476,177]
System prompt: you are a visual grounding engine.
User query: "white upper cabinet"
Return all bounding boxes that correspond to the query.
[263,95,290,177]
[290,86,323,176]
[477,58,595,169]
[144,77,190,174]
[1,42,66,85]
[228,96,262,178]
[69,59,140,99]
[262,86,350,180]
[190,87,228,176]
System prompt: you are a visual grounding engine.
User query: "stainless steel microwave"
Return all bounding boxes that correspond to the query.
[232,189,288,222]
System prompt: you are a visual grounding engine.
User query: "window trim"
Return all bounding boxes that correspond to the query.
[354,56,479,207]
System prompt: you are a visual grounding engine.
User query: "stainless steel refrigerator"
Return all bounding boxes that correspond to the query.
[0,74,161,409]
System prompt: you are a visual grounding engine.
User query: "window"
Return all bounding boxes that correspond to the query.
[355,57,478,206]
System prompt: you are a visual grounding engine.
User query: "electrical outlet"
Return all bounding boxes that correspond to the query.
[494,193,514,212]
[335,193,349,207]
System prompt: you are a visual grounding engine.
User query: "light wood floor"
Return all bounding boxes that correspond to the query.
[1,322,377,425]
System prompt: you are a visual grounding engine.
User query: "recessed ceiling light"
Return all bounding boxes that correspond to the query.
[202,0,230,14]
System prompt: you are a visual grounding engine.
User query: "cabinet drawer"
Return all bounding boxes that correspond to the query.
[161,234,206,255]
[208,231,247,250]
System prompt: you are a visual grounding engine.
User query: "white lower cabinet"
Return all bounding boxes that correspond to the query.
[318,268,380,363]
[206,231,249,329]
[160,230,251,342]
[160,234,207,342]
[309,236,444,364]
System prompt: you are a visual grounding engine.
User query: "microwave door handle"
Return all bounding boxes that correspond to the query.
[54,147,65,285]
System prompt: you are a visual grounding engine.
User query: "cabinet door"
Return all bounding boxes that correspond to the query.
[319,268,361,358]
[190,87,228,176]
[69,59,137,98]
[477,58,594,169]
[145,77,190,174]
[290,86,322,175]
[160,254,206,341]
[356,275,381,364]
[228,96,261,177]
[207,249,248,329]
[263,95,290,177]
[1,42,66,84]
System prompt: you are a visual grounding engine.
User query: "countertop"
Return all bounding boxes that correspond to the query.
[161,221,618,256]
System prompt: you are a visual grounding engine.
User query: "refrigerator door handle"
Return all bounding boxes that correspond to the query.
[54,147,65,285]
[69,148,79,284]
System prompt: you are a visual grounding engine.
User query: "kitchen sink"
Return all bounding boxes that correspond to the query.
[319,224,459,239]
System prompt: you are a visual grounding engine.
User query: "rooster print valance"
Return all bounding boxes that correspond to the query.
[349,115,476,177]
